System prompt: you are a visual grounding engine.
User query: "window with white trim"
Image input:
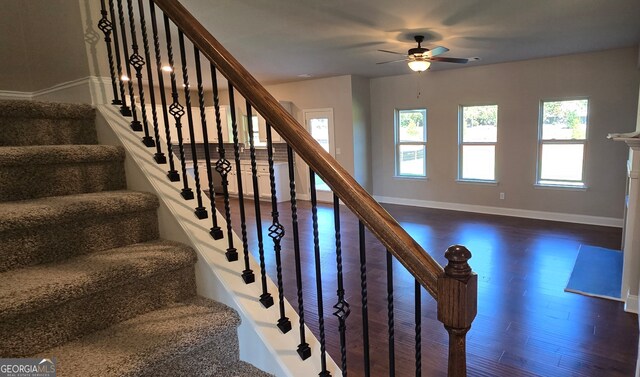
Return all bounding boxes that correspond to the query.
[395,109,427,177]
[537,99,588,187]
[459,105,498,182]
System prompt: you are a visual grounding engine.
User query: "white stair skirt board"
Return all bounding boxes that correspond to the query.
[373,195,623,228]
[95,104,340,377]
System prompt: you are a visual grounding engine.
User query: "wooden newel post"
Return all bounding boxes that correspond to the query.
[437,245,477,377]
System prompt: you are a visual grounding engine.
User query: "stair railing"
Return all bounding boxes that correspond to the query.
[97,0,478,375]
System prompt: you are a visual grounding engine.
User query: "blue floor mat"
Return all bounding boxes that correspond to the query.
[565,245,623,300]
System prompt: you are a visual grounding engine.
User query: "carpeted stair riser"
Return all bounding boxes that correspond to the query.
[0,145,126,201]
[0,191,159,272]
[1,267,196,357]
[0,100,96,146]
[34,298,250,377]
[0,209,159,272]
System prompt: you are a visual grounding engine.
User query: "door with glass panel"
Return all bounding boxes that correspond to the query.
[304,109,335,202]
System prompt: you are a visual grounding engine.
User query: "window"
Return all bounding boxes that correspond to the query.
[459,105,498,182]
[245,115,266,147]
[537,99,588,187]
[395,109,427,177]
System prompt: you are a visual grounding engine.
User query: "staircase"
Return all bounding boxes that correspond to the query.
[0,99,272,376]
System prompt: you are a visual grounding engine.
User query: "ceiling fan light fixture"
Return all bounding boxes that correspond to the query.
[408,58,431,72]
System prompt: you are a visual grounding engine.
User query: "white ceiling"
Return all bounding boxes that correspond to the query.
[180,0,640,84]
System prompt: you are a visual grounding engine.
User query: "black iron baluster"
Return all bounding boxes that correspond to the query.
[163,14,193,200]
[266,123,290,331]
[115,0,141,130]
[137,0,166,163]
[107,0,130,115]
[178,30,207,219]
[387,250,395,377]
[211,65,237,258]
[333,193,350,376]
[246,103,273,308]
[97,0,120,105]
[126,0,154,146]
[359,221,370,377]
[287,145,311,360]
[148,1,178,181]
[415,279,422,377]
[194,48,222,234]
[310,170,331,377]
[229,85,254,283]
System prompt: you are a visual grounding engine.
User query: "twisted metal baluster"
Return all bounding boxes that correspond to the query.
[97,0,120,105]
[211,66,237,258]
[125,0,153,146]
[333,193,350,376]
[194,48,221,234]
[415,279,422,377]
[148,1,178,181]
[287,145,311,359]
[387,250,396,377]
[163,14,193,200]
[310,170,331,377]
[107,0,130,115]
[359,221,370,377]
[229,85,254,284]
[246,103,273,308]
[137,0,165,163]
[178,30,207,218]
[266,123,290,331]
[115,0,140,130]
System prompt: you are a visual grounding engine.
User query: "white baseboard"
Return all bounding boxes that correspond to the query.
[0,76,112,105]
[0,90,32,100]
[625,293,639,314]
[373,195,623,228]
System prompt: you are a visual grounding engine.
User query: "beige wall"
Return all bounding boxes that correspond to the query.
[351,75,372,191]
[0,0,96,92]
[370,47,640,219]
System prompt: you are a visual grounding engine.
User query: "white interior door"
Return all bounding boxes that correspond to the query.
[303,109,335,202]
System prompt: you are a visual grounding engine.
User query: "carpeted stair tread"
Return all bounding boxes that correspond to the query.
[0,190,158,232]
[218,361,275,377]
[0,240,196,319]
[0,100,94,120]
[0,144,124,166]
[0,145,127,200]
[35,297,241,377]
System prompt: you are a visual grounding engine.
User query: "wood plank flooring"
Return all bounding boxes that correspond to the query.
[222,196,637,376]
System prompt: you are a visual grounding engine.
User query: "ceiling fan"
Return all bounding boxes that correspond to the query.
[377,35,469,72]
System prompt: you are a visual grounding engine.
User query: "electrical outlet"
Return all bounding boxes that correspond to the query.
[499,192,505,200]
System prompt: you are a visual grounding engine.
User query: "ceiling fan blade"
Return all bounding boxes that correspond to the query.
[428,56,469,64]
[376,58,407,65]
[377,49,407,56]
[424,46,449,57]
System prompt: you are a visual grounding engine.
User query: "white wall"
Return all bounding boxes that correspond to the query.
[370,47,640,221]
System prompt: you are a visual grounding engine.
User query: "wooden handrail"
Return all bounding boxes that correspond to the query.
[152,0,445,298]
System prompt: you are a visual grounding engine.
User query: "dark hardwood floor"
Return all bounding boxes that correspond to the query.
[222,195,637,376]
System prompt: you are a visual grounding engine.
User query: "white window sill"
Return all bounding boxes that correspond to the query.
[534,183,588,191]
[393,175,428,181]
[456,179,498,186]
